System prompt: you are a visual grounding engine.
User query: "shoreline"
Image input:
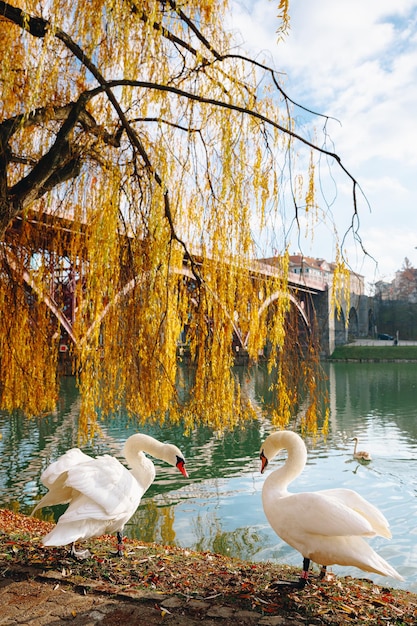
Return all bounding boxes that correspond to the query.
[327,342,417,363]
[1,509,416,624]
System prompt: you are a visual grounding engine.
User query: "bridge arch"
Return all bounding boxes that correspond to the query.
[13,259,248,350]
[348,306,359,340]
[243,290,310,349]
[334,306,346,346]
[89,281,312,354]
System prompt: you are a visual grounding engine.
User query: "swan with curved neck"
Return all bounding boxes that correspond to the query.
[32,433,188,559]
[352,437,372,461]
[260,430,402,588]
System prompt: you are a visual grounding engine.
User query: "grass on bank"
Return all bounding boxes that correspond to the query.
[329,344,417,361]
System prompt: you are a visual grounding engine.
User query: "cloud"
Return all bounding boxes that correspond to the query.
[228,0,417,283]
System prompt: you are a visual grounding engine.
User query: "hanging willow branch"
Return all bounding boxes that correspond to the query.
[0,0,358,436]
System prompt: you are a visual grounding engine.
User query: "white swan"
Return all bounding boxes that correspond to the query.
[352,437,372,461]
[260,430,403,588]
[32,433,188,559]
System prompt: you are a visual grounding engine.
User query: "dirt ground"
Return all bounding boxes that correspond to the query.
[0,570,275,626]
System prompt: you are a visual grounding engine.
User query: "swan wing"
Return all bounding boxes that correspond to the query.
[304,493,375,536]
[317,488,391,538]
[65,455,143,517]
[32,449,92,513]
[42,495,128,545]
[40,449,92,488]
[57,495,134,526]
[265,492,376,538]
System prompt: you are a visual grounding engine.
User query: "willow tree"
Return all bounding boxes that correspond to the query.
[0,0,358,437]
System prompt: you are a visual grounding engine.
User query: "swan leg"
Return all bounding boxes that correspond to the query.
[69,543,91,560]
[114,531,124,557]
[297,557,310,589]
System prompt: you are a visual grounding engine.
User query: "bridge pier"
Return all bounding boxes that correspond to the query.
[314,288,373,357]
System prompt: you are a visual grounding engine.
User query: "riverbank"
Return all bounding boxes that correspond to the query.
[329,341,417,362]
[0,509,416,625]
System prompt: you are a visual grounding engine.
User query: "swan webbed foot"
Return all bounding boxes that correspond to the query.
[69,544,91,560]
[283,557,311,589]
[272,562,328,588]
[269,577,309,591]
[112,547,124,557]
[269,557,311,591]
[297,575,309,589]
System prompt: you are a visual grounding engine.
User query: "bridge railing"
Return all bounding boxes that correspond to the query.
[253,261,329,292]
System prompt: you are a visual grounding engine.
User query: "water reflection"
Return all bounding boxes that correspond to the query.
[1,363,417,591]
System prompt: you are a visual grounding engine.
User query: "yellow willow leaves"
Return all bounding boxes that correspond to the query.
[331,248,351,323]
[0,18,29,114]
[253,146,271,219]
[277,0,291,40]
[305,152,316,214]
[0,269,58,415]
[268,324,326,437]
[299,340,327,436]
[183,263,240,431]
[73,186,122,434]
[264,253,291,364]
[303,151,321,243]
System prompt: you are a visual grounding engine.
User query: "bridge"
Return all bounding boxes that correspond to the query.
[4,209,371,362]
[255,258,371,356]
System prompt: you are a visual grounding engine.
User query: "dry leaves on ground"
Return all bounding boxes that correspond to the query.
[0,508,416,625]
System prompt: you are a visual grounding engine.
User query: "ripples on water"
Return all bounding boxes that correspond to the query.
[1,363,417,592]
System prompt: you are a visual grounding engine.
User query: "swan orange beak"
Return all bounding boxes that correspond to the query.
[260,450,268,474]
[176,458,188,478]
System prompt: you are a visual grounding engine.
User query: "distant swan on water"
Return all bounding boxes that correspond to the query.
[32,433,188,559]
[260,430,402,588]
[352,437,372,461]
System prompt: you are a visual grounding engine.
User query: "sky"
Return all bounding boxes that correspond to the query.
[228,0,417,288]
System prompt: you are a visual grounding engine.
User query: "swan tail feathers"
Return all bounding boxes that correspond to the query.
[357,540,403,581]
[31,488,72,515]
[368,555,404,581]
[348,541,404,581]
[42,525,81,547]
[41,518,103,547]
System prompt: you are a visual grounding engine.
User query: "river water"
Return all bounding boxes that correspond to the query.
[1,362,416,592]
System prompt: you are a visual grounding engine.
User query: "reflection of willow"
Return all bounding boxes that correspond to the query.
[192,510,265,561]
[127,499,176,545]
[127,493,266,559]
[0,397,80,511]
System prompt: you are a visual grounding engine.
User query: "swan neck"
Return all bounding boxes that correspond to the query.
[122,434,167,492]
[123,433,165,466]
[265,432,307,491]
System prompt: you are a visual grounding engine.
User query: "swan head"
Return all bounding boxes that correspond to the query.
[259,431,307,476]
[175,454,188,477]
[123,434,188,477]
[160,442,188,478]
